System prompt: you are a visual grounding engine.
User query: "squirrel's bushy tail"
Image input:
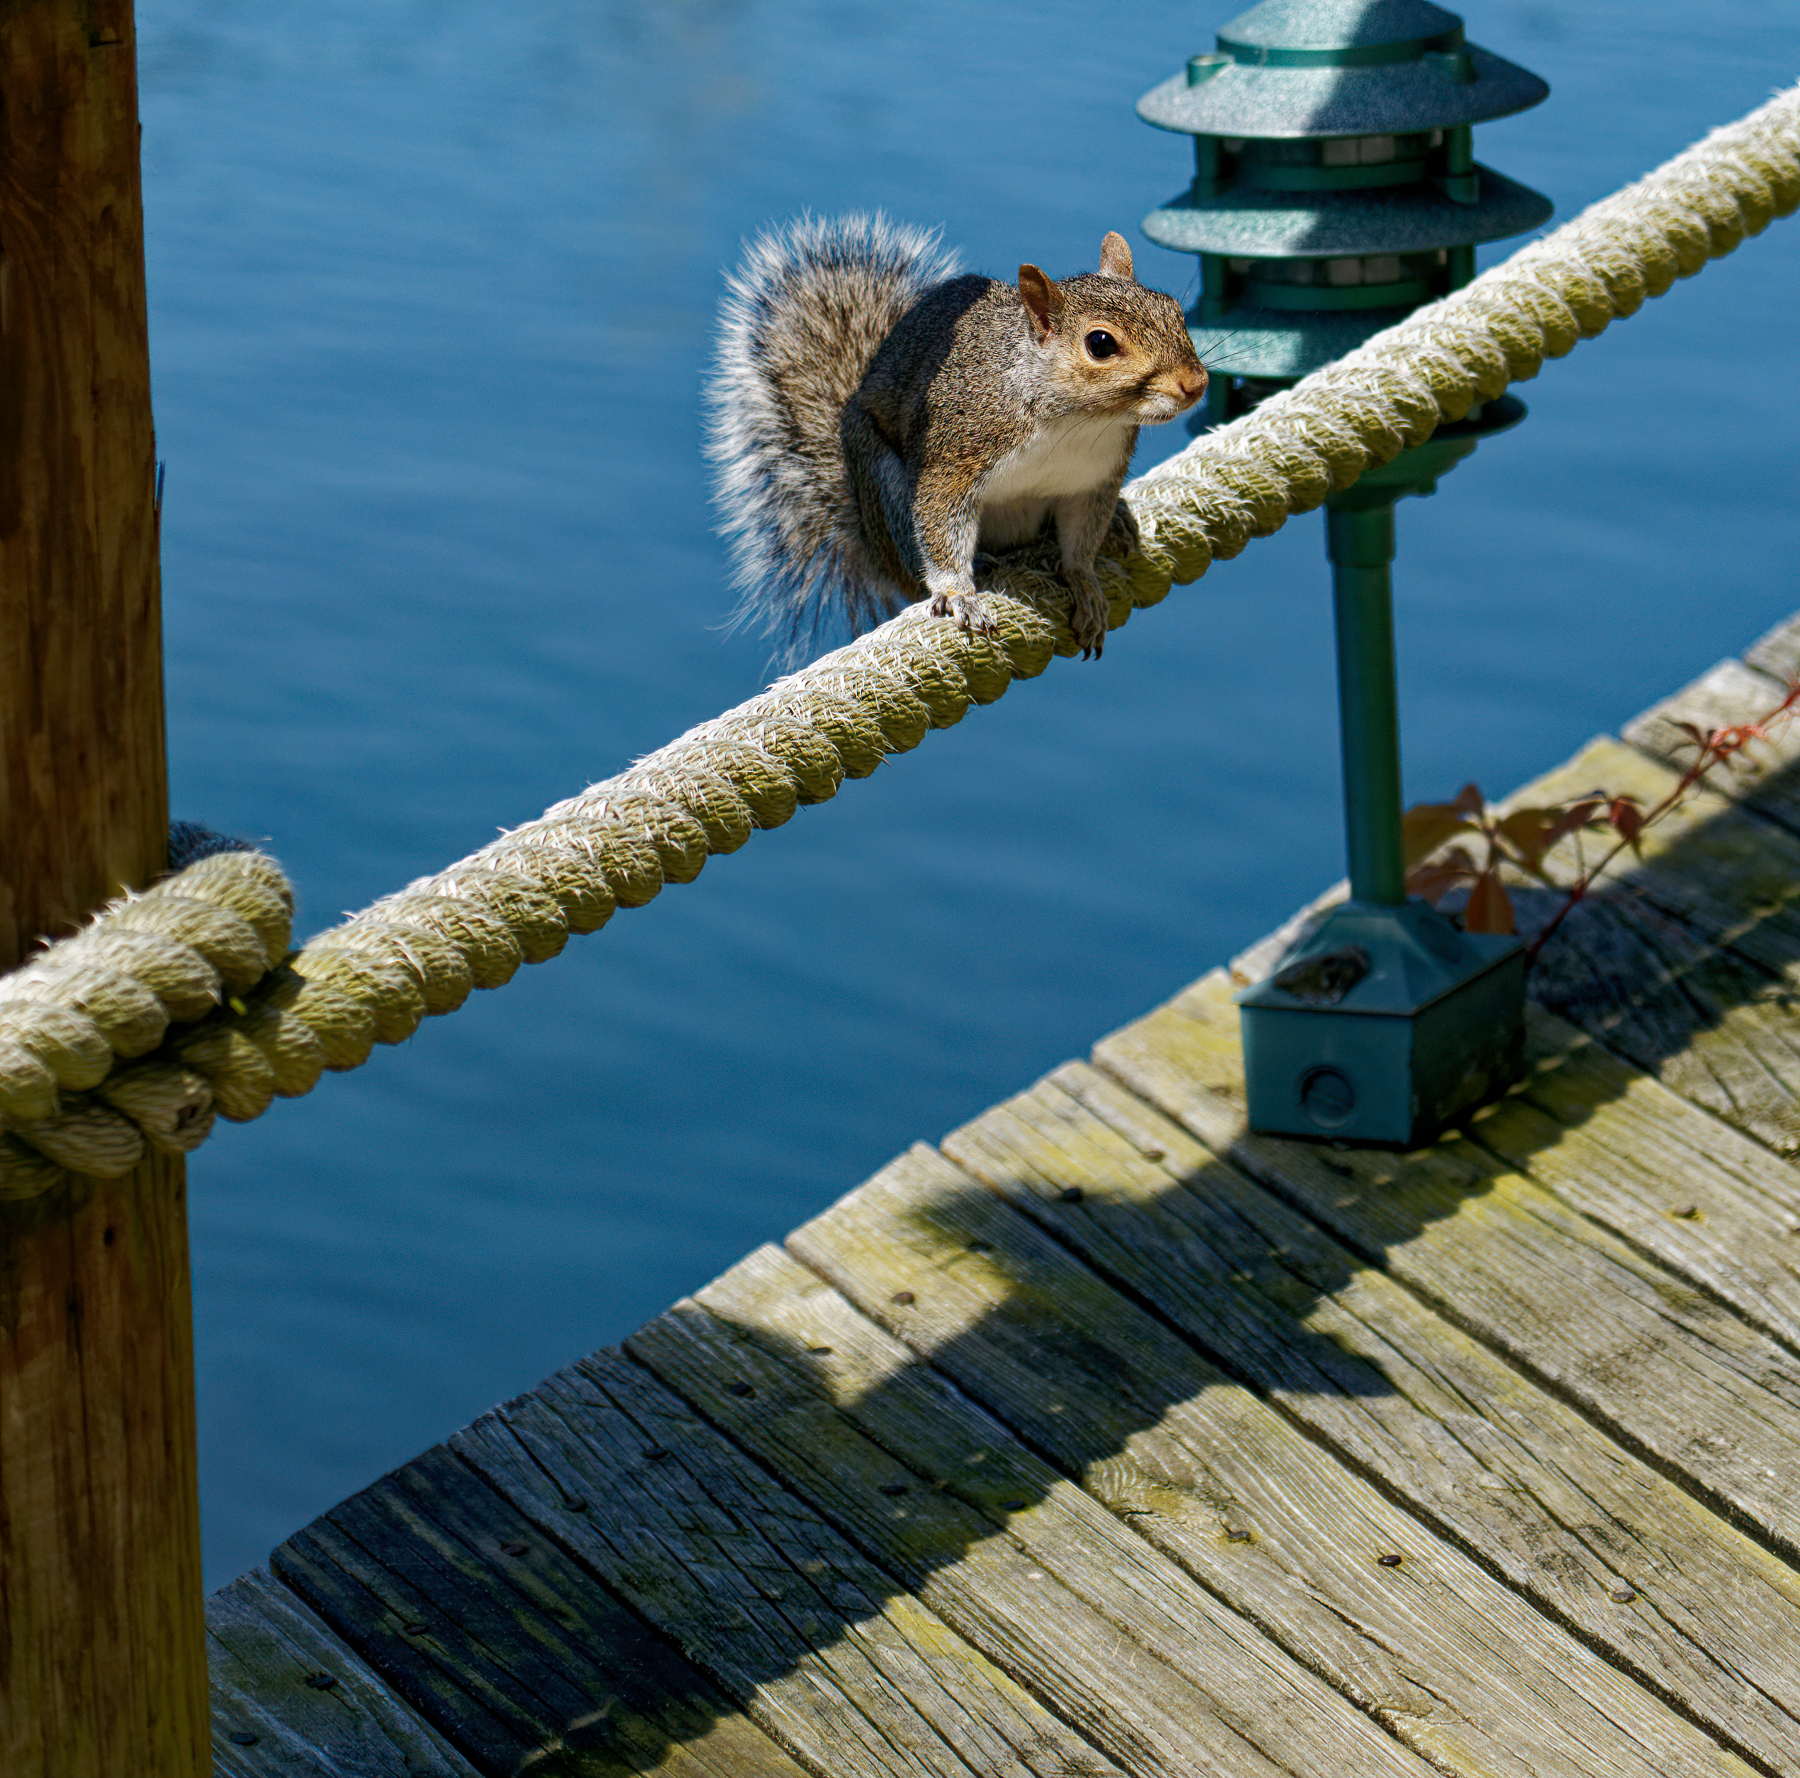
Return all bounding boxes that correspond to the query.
[709,213,960,654]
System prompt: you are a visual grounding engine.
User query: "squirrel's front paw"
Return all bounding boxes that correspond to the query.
[927,588,998,639]
[1068,575,1108,660]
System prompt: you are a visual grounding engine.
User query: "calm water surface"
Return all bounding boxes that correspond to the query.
[136,0,1800,1587]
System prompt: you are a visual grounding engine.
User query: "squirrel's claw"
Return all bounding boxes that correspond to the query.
[1067,578,1109,660]
[929,589,999,640]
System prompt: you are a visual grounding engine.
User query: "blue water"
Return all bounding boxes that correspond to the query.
[138,0,1800,1588]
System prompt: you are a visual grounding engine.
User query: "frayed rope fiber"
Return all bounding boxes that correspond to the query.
[3,84,1796,1194]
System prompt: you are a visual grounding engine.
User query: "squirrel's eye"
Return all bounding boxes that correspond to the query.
[1084,329,1120,360]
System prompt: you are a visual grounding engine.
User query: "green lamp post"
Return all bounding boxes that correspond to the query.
[1138,0,1553,1145]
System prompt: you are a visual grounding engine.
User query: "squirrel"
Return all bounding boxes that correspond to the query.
[708,214,1207,661]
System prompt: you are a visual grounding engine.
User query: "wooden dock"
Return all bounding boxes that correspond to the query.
[208,612,1800,1778]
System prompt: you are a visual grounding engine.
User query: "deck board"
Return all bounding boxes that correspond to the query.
[269,1445,810,1777]
[1478,1009,1800,1343]
[789,1145,1756,1778]
[1523,892,1800,1156]
[211,613,1800,1776]
[1744,611,1800,686]
[1622,654,1800,835]
[208,1567,483,1778]
[1096,976,1800,1559]
[450,1351,1124,1778]
[627,1248,1428,1778]
[962,1059,1800,1773]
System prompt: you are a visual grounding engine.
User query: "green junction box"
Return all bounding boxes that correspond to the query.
[1237,900,1525,1146]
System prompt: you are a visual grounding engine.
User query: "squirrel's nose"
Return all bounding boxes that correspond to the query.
[1177,364,1208,406]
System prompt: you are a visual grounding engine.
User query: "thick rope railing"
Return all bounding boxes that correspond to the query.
[3,85,1796,1195]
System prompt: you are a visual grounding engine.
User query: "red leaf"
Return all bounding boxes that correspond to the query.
[1669,720,1709,757]
[1494,800,1603,872]
[1542,797,1607,849]
[1402,804,1476,867]
[1494,807,1560,870]
[1406,845,1479,905]
[1609,795,1645,852]
[1451,782,1485,817]
[1464,869,1517,936]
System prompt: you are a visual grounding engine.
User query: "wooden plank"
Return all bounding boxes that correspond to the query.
[627,1246,1435,1778]
[786,1144,1756,1778]
[1474,1006,1800,1345]
[1622,657,1800,809]
[1521,887,1800,1158]
[1509,732,1800,1157]
[1501,737,1800,979]
[208,1567,481,1777]
[1094,973,1800,1561]
[0,1162,206,1778]
[450,1351,1122,1778]
[1620,655,1800,838]
[1510,1002,1800,1233]
[1745,610,1800,684]
[270,1444,812,1778]
[940,1062,1800,1775]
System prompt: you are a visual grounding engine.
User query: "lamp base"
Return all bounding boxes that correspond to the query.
[1237,898,1524,1147]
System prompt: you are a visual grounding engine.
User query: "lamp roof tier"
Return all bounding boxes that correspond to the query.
[1144,163,1552,257]
[1139,0,1547,140]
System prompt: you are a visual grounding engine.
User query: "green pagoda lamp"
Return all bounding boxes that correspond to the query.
[1138,0,1553,1145]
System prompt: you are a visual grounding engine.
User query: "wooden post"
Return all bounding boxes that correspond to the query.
[0,3,208,1774]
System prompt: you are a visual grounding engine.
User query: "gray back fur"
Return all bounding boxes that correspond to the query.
[708,214,962,656]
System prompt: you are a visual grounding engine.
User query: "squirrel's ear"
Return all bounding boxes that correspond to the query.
[1018,264,1062,339]
[1098,232,1134,280]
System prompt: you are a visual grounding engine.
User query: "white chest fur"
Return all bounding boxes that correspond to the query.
[976,413,1133,550]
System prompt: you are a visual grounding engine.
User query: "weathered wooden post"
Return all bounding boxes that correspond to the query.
[0,3,209,1773]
